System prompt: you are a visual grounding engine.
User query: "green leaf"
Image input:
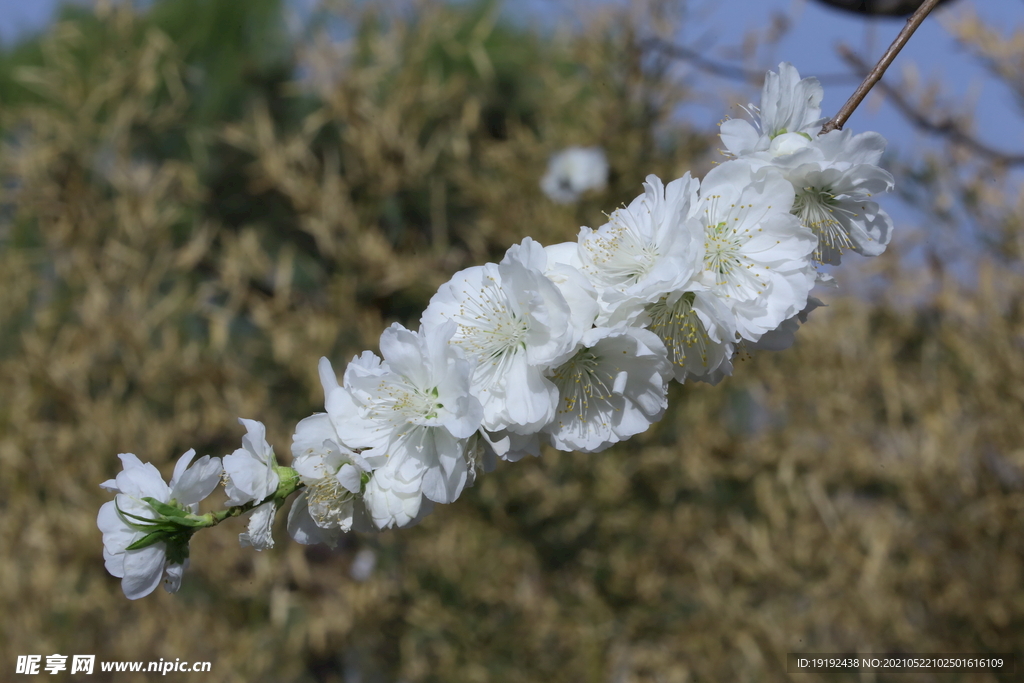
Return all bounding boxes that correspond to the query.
[126,531,169,551]
[141,497,190,518]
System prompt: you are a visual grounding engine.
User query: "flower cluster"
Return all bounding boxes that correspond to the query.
[98,63,895,598]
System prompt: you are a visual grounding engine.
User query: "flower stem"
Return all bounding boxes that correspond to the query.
[204,467,305,527]
[820,0,943,135]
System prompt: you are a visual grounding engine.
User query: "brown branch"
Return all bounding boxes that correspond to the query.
[641,37,860,87]
[821,0,943,134]
[840,46,1024,166]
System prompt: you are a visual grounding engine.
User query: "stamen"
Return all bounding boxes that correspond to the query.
[550,349,616,422]
[794,187,854,262]
[702,196,766,295]
[448,277,530,386]
[308,475,354,529]
[581,207,660,286]
[646,293,712,369]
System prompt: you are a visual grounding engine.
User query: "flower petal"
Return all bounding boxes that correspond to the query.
[240,502,276,551]
[121,546,167,600]
[171,455,223,507]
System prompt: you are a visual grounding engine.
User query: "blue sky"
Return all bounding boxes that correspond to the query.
[675,0,1022,164]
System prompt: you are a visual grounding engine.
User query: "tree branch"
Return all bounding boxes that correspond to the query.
[839,46,1024,166]
[820,0,943,133]
[641,37,860,87]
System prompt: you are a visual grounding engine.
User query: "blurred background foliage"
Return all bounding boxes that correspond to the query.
[0,0,1021,681]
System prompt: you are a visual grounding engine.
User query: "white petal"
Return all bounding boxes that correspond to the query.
[121,546,167,600]
[168,448,197,489]
[363,464,425,529]
[287,492,340,547]
[170,455,223,507]
[336,463,362,494]
[162,561,187,594]
[501,357,558,434]
[103,545,125,579]
[720,118,760,157]
[114,457,169,501]
[97,501,138,557]
[379,323,430,389]
[223,447,277,506]
[318,356,340,396]
[291,413,337,467]
[240,502,276,551]
[419,430,468,504]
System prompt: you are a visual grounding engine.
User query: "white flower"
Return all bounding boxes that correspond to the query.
[576,174,704,326]
[737,129,895,264]
[331,321,483,507]
[720,62,825,157]
[239,503,277,551]
[789,130,894,264]
[221,418,280,550]
[543,326,671,453]
[362,455,432,530]
[507,238,600,343]
[421,243,576,434]
[288,363,376,543]
[97,450,221,599]
[541,146,609,204]
[694,160,817,342]
[223,418,278,505]
[290,438,369,539]
[643,289,736,384]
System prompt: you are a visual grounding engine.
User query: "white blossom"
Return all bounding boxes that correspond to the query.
[362,454,431,530]
[788,130,894,264]
[421,243,576,434]
[330,321,483,507]
[720,62,825,157]
[97,450,221,599]
[643,289,736,383]
[291,435,371,540]
[543,326,671,453]
[541,146,609,204]
[222,418,280,550]
[223,418,278,505]
[288,359,380,542]
[694,160,817,342]
[576,174,704,326]
[736,129,894,264]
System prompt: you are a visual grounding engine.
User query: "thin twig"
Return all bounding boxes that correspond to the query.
[821,0,943,134]
[641,37,860,86]
[840,46,1024,166]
